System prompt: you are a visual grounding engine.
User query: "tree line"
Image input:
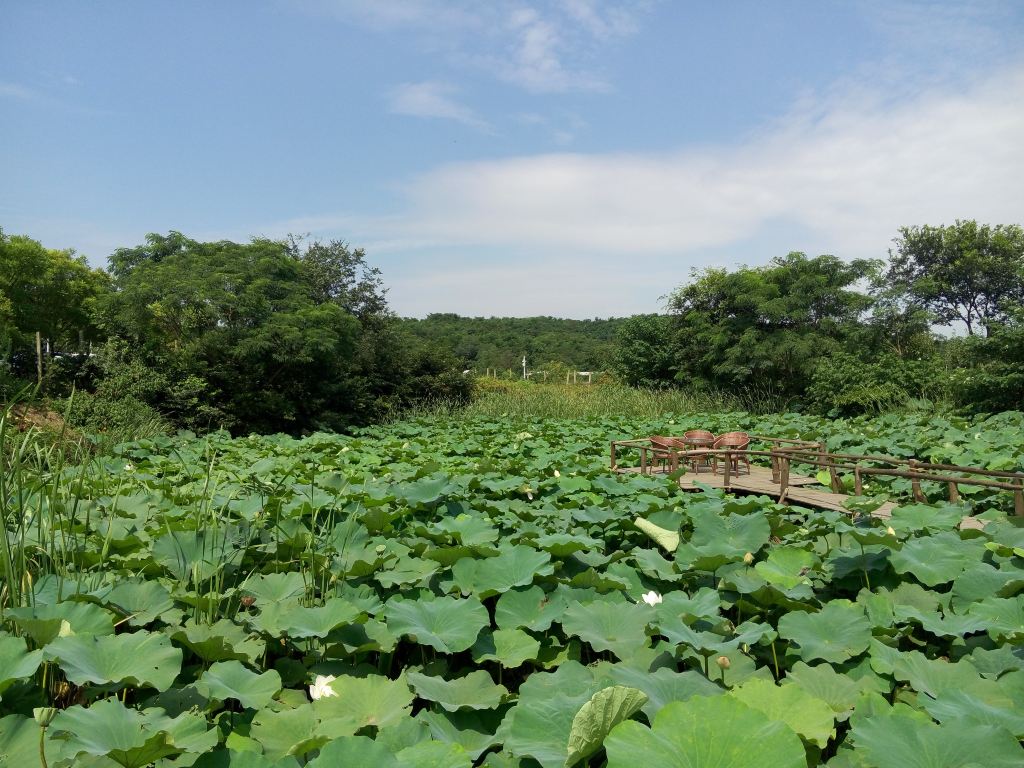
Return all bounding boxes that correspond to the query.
[1,229,470,434]
[613,221,1024,414]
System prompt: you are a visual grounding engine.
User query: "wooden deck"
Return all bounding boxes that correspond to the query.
[614,463,990,530]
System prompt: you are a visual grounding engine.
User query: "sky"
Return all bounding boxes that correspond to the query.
[2,1,1023,318]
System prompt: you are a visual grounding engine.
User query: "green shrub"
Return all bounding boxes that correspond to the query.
[807,352,951,416]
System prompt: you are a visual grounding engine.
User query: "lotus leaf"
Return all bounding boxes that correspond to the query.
[384,596,489,653]
[407,670,508,711]
[604,695,806,768]
[777,600,871,664]
[44,631,182,691]
[195,661,282,709]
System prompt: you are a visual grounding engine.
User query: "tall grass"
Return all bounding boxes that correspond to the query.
[407,380,793,421]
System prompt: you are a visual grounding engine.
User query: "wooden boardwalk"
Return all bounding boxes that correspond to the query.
[614,463,978,526]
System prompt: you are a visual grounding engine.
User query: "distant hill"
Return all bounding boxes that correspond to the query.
[399,314,626,372]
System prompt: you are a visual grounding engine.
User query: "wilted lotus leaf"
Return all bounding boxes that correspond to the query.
[407,669,509,712]
[777,600,871,664]
[44,631,182,692]
[604,695,805,768]
[195,660,282,709]
[384,596,489,653]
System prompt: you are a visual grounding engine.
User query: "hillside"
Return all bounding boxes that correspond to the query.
[399,314,626,372]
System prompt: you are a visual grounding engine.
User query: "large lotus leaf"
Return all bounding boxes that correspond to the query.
[561,600,651,661]
[499,662,605,768]
[631,548,679,581]
[565,685,648,767]
[0,635,42,697]
[306,735,398,767]
[633,518,680,552]
[152,529,243,583]
[44,631,182,691]
[397,740,474,768]
[655,587,722,623]
[376,556,441,588]
[604,695,805,768]
[172,619,264,663]
[192,750,301,767]
[195,661,281,709]
[472,628,542,668]
[918,689,1024,738]
[92,579,175,626]
[249,705,323,761]
[450,545,553,598]
[240,573,307,604]
[730,678,835,748]
[535,532,602,557]
[783,662,861,720]
[777,600,871,664]
[398,475,452,507]
[6,601,115,644]
[407,670,509,711]
[967,595,1024,640]
[851,710,1024,767]
[675,507,771,571]
[48,699,206,768]
[889,532,986,586]
[887,504,964,534]
[897,605,989,637]
[251,598,361,639]
[0,713,71,767]
[418,709,503,761]
[754,547,818,590]
[868,641,989,698]
[599,664,723,719]
[384,596,489,653]
[432,514,500,546]
[313,673,414,736]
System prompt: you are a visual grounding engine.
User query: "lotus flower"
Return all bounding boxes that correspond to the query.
[641,590,663,606]
[309,674,338,700]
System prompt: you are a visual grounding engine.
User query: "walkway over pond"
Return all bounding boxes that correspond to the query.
[611,435,1024,532]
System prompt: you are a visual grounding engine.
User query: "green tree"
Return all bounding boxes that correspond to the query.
[886,221,1024,335]
[665,253,877,395]
[612,314,676,387]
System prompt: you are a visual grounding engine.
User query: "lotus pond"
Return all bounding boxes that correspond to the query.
[2,410,1024,767]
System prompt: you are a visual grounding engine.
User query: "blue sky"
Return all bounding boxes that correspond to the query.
[2,1,1023,317]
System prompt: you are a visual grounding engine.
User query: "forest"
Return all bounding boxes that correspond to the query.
[2,219,1022,436]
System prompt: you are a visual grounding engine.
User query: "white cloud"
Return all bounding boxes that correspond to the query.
[0,81,38,101]
[370,65,1024,261]
[388,81,489,128]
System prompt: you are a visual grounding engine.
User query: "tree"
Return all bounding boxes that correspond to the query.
[886,221,1024,335]
[612,314,676,387]
[665,253,876,395]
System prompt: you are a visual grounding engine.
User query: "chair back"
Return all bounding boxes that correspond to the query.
[713,431,750,450]
[650,435,678,450]
[683,429,715,442]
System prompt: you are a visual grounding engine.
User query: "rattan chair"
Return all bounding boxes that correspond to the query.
[681,429,715,472]
[648,435,681,473]
[711,431,751,475]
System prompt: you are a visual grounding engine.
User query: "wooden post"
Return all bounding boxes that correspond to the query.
[854,466,863,496]
[35,331,43,386]
[948,482,960,503]
[828,457,842,493]
[610,442,617,470]
[640,445,647,475]
[723,449,732,486]
[779,456,790,501]
[1014,482,1024,517]
[909,460,926,502]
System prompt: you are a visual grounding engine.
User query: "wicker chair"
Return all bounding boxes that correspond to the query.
[711,431,751,475]
[682,429,715,472]
[648,435,683,473]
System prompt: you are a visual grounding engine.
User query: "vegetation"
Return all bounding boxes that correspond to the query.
[1,407,1022,766]
[400,314,625,373]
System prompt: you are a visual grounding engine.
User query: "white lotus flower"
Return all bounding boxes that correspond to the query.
[309,674,338,700]
[553,469,560,477]
[641,591,663,606]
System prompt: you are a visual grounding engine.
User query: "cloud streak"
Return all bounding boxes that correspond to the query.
[388,81,489,128]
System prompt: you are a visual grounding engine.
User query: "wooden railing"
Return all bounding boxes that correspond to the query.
[609,436,1024,515]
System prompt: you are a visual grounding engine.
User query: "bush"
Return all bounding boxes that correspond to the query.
[807,352,952,416]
